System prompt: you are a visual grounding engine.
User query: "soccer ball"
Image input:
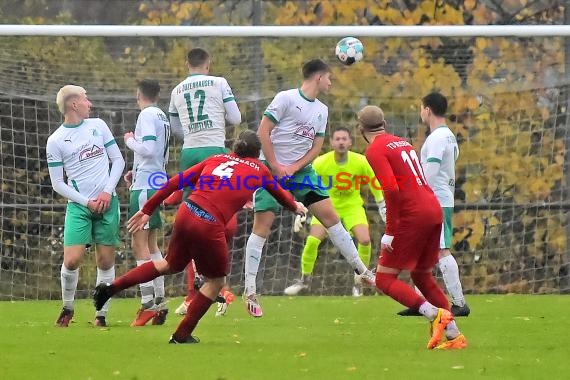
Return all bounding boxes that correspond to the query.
[335,37,364,66]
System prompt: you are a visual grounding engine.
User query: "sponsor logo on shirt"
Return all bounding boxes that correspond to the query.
[294,123,316,140]
[79,145,104,161]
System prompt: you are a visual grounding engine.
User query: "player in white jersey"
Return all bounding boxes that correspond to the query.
[243,59,376,317]
[168,48,242,316]
[46,85,125,327]
[123,79,171,326]
[398,92,470,317]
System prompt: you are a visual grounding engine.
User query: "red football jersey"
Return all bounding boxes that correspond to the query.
[365,133,441,235]
[142,153,298,224]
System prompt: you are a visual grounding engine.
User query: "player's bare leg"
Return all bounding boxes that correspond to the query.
[244,211,275,317]
[94,244,116,327]
[309,199,375,285]
[284,224,327,296]
[56,245,85,327]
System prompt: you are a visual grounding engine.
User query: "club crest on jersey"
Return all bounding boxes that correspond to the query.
[294,123,316,140]
[79,145,104,161]
[90,128,101,137]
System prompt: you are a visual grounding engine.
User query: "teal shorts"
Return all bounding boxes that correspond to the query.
[180,146,228,171]
[253,164,329,213]
[440,207,453,249]
[63,195,120,247]
[129,189,162,229]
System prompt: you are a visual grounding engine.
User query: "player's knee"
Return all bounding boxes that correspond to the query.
[358,237,371,246]
[375,272,397,293]
[252,212,275,237]
[311,208,339,228]
[63,258,80,270]
[163,259,183,274]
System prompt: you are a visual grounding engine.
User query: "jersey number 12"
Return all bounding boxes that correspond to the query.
[184,90,210,122]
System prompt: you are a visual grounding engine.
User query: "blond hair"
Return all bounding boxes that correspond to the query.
[56,85,86,114]
[357,105,386,132]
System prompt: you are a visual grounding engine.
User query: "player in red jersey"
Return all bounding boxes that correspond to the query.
[358,105,467,350]
[93,130,307,343]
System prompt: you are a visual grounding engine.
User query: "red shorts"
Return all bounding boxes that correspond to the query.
[378,217,442,272]
[225,214,238,244]
[165,201,229,278]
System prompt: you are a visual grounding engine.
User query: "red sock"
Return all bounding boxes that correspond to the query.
[113,261,160,292]
[411,271,450,310]
[173,291,213,342]
[376,272,425,310]
[184,262,197,303]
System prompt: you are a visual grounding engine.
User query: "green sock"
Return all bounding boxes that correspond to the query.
[358,243,371,267]
[301,235,321,275]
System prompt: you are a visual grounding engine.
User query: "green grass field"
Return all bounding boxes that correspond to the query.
[1,295,568,380]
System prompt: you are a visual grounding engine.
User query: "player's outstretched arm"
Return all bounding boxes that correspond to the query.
[141,161,206,215]
[127,210,150,233]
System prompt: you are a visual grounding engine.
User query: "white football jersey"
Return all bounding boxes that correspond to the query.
[169,74,235,149]
[420,125,459,207]
[131,106,171,190]
[261,89,328,166]
[46,118,117,200]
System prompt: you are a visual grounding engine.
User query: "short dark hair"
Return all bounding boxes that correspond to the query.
[137,79,160,101]
[187,48,210,68]
[233,130,261,158]
[422,92,447,117]
[331,126,352,140]
[302,59,330,79]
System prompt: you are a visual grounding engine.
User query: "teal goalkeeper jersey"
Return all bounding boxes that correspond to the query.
[312,151,384,211]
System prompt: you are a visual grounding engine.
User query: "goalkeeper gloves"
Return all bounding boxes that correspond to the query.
[293,214,307,233]
[377,200,387,223]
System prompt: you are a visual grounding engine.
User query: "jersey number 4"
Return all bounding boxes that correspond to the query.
[401,150,427,186]
[212,161,238,178]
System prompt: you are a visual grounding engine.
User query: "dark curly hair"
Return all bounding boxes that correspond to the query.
[233,130,261,158]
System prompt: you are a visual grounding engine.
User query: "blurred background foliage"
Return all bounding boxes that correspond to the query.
[0,0,568,297]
